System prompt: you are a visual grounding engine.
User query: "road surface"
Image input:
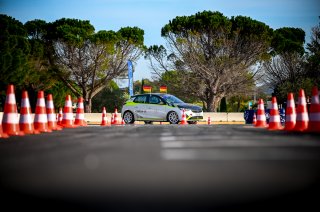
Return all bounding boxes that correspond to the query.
[0,125,319,211]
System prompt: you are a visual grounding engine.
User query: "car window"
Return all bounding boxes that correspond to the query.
[133,95,147,103]
[129,96,136,101]
[149,95,165,105]
[162,94,184,104]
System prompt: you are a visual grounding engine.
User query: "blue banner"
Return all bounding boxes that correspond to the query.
[127,60,133,97]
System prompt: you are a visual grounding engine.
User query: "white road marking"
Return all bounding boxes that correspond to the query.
[161,140,320,148]
[161,149,319,161]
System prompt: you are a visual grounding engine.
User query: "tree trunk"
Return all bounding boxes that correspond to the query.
[83,89,92,113]
[237,97,241,112]
[84,98,92,113]
[205,95,222,112]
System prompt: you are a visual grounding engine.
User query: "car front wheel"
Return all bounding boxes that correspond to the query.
[123,111,135,124]
[167,111,179,124]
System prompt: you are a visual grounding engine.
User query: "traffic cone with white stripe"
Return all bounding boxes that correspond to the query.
[19,91,39,134]
[308,86,320,133]
[268,97,283,130]
[2,84,24,136]
[180,109,188,125]
[207,116,211,125]
[100,107,109,126]
[284,93,296,131]
[252,112,257,125]
[111,113,115,125]
[57,107,63,126]
[293,89,309,132]
[46,94,62,131]
[112,108,120,125]
[61,95,76,128]
[0,124,9,138]
[74,97,87,126]
[255,99,267,128]
[34,91,52,133]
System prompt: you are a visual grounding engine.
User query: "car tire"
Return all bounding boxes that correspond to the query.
[188,121,197,125]
[123,111,135,124]
[167,111,180,124]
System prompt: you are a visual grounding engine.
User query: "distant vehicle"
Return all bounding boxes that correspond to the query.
[121,93,203,124]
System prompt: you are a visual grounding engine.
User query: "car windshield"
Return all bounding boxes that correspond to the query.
[162,94,184,104]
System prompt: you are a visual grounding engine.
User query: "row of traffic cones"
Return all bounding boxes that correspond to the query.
[253,86,320,133]
[100,108,125,126]
[0,85,88,138]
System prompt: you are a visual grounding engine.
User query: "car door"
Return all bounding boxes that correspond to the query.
[132,95,147,119]
[145,95,167,120]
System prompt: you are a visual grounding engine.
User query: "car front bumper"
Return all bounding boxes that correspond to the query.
[184,110,204,121]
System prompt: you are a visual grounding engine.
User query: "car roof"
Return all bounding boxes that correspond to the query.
[132,93,169,97]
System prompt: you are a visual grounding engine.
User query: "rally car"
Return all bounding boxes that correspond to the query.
[121,93,203,124]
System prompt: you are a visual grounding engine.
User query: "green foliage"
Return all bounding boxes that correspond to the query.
[24,19,47,40]
[144,45,167,59]
[161,11,231,36]
[158,11,273,111]
[227,95,253,112]
[91,81,126,112]
[158,71,199,103]
[271,27,305,55]
[231,16,273,38]
[305,18,320,85]
[139,79,144,94]
[91,30,118,44]
[219,97,227,112]
[118,26,144,46]
[0,14,30,87]
[273,78,315,104]
[47,18,95,46]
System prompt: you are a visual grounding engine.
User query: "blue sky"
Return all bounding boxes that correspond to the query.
[1,0,319,83]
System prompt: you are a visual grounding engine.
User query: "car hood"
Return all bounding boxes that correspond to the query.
[175,103,203,112]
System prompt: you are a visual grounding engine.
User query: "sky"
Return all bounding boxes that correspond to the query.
[1,0,319,85]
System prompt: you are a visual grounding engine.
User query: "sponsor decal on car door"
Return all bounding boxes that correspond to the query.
[132,95,147,119]
[145,95,167,120]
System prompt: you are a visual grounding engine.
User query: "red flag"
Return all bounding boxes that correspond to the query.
[143,85,152,93]
[160,86,167,93]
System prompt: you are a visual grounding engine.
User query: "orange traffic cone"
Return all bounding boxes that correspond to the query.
[74,97,87,126]
[252,113,257,125]
[112,108,120,125]
[19,91,39,134]
[207,116,211,125]
[255,99,267,128]
[61,95,76,128]
[293,89,309,132]
[268,97,283,130]
[121,118,125,125]
[34,91,52,133]
[2,84,24,136]
[0,123,9,138]
[100,107,109,126]
[308,86,320,132]
[111,113,115,125]
[284,93,296,131]
[180,109,188,125]
[46,94,62,131]
[57,107,63,126]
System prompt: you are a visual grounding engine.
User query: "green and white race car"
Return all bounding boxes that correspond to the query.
[121,93,203,124]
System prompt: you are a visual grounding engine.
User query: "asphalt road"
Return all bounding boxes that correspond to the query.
[0,124,319,212]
